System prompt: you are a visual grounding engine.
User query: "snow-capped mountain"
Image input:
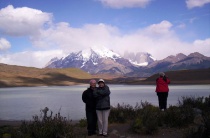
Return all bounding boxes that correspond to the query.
[46,46,210,77]
[46,47,135,75]
[123,51,155,66]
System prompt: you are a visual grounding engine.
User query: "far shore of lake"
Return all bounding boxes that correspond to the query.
[1,80,210,88]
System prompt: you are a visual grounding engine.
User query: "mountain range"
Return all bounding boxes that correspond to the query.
[46,47,210,77]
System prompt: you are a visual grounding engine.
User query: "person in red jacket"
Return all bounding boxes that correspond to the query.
[155,72,170,111]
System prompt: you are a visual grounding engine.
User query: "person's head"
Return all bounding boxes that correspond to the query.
[98,79,105,87]
[89,79,96,88]
[159,72,165,77]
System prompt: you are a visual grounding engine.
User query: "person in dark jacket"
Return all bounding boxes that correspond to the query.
[156,72,171,111]
[93,79,110,137]
[82,79,97,136]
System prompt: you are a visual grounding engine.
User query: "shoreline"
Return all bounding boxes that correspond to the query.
[0,82,210,88]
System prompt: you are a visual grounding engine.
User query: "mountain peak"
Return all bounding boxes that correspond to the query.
[90,46,121,59]
[78,46,121,61]
[188,52,205,58]
[123,51,155,66]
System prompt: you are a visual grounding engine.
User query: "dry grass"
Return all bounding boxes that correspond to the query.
[1,63,210,87]
[0,63,92,87]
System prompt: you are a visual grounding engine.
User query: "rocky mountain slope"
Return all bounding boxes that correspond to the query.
[123,51,155,66]
[46,47,210,77]
[46,47,144,75]
[147,52,210,73]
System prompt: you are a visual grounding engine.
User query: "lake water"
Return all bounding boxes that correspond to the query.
[0,85,209,121]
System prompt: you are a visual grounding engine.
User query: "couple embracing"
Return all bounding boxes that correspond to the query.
[82,79,111,137]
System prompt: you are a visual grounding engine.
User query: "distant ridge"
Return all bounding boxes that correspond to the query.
[1,63,210,87]
[143,68,210,84]
[0,63,91,87]
[46,46,210,77]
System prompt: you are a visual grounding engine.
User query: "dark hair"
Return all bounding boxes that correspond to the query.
[163,76,167,82]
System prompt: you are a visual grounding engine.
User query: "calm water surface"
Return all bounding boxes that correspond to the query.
[0,85,209,120]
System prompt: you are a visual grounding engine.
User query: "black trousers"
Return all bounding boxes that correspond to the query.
[157,92,168,110]
[86,111,97,135]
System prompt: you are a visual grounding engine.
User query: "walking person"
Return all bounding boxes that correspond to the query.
[93,79,111,137]
[82,79,97,136]
[155,72,170,111]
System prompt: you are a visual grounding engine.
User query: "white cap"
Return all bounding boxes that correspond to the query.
[98,79,105,83]
[159,72,165,77]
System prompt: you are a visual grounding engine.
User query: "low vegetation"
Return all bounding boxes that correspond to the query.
[0,63,91,87]
[0,95,210,138]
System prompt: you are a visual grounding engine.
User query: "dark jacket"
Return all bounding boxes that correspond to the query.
[156,76,170,92]
[93,85,111,110]
[82,87,96,112]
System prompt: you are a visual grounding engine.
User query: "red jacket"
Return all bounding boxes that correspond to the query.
[155,77,170,92]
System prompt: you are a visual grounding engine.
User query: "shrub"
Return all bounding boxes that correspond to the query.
[17,107,79,138]
[109,103,135,123]
[77,118,87,128]
[163,105,194,127]
[130,102,160,135]
[0,126,20,138]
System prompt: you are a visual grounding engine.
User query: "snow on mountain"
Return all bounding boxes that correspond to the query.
[45,46,133,75]
[46,48,210,77]
[92,46,121,59]
[123,51,155,66]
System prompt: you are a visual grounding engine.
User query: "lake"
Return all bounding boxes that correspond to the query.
[0,85,209,121]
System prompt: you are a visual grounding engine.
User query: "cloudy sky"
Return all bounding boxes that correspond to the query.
[0,0,210,68]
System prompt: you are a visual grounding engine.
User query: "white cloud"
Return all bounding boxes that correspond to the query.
[177,23,186,29]
[192,38,210,56]
[0,50,65,68]
[1,20,210,67]
[189,17,198,23]
[0,5,52,36]
[0,38,11,51]
[97,0,152,8]
[30,20,210,61]
[186,0,210,9]
[32,22,120,52]
[0,5,209,67]
[144,20,173,36]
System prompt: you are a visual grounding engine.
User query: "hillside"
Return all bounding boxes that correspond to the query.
[1,64,210,87]
[124,68,210,85]
[0,63,92,87]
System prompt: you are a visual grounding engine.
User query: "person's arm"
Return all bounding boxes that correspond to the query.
[93,89,99,98]
[96,85,110,96]
[167,78,171,84]
[82,91,87,103]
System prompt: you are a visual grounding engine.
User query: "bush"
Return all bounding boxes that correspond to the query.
[77,118,87,128]
[130,102,160,135]
[109,103,135,123]
[17,107,80,138]
[0,126,20,138]
[163,105,194,127]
